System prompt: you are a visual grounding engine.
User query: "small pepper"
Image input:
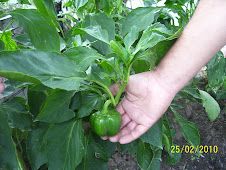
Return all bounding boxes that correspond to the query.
[89,100,122,136]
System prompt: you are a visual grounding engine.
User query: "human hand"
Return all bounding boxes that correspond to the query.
[0,77,5,99]
[101,70,178,144]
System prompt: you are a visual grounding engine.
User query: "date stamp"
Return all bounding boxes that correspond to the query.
[170,145,218,154]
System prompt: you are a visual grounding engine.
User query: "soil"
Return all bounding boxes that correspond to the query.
[108,99,226,170]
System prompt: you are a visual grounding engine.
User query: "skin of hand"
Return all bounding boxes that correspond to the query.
[102,0,226,144]
[0,77,5,99]
[101,71,177,144]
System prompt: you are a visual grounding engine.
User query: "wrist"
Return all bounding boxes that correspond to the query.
[150,67,183,96]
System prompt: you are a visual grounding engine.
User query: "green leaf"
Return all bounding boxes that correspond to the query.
[0,109,20,169]
[27,123,48,170]
[100,0,114,15]
[35,90,75,123]
[82,13,115,55]
[94,134,117,157]
[181,88,201,100]
[33,0,63,35]
[74,0,89,10]
[64,46,103,71]
[124,25,139,50]
[171,108,200,148]
[2,97,32,131]
[122,7,157,35]
[120,139,139,154]
[46,119,84,170]
[87,63,111,88]
[0,30,18,51]
[140,119,163,149]
[134,22,173,54]
[0,50,86,91]
[167,144,181,165]
[77,133,108,170]
[199,90,220,122]
[207,51,225,88]
[10,9,60,52]
[137,141,153,169]
[70,92,82,111]
[77,93,104,118]
[27,85,48,117]
[76,0,95,19]
[13,33,32,47]
[110,40,130,64]
[77,26,110,44]
[148,148,162,170]
[0,40,5,51]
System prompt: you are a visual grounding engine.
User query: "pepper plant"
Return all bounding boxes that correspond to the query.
[0,0,224,169]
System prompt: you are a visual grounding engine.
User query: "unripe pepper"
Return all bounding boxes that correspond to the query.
[89,100,122,136]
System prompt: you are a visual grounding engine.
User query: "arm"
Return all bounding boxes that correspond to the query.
[155,0,226,94]
[105,0,226,144]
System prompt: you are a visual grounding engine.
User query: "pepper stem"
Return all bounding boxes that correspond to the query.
[102,100,112,115]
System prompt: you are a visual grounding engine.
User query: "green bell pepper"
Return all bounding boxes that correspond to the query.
[89,100,122,136]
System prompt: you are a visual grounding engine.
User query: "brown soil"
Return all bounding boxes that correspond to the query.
[108,100,226,170]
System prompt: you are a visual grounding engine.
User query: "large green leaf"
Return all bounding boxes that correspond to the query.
[35,90,75,123]
[123,25,139,50]
[136,141,154,169]
[1,97,32,131]
[199,90,220,122]
[64,46,104,71]
[75,25,110,44]
[77,133,108,170]
[0,30,17,51]
[0,50,86,91]
[27,123,49,170]
[77,93,104,118]
[33,0,63,34]
[140,119,163,149]
[10,9,60,52]
[134,22,173,54]
[82,13,115,55]
[122,7,157,36]
[171,108,200,149]
[46,119,84,170]
[0,109,20,169]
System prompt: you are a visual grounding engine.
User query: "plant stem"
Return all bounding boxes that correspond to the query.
[102,99,112,114]
[0,19,15,39]
[92,80,116,106]
[16,129,23,155]
[81,84,107,101]
[114,63,133,105]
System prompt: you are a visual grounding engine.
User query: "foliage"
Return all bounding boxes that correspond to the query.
[0,0,224,169]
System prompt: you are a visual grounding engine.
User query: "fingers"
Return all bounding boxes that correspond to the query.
[109,121,137,142]
[119,125,150,144]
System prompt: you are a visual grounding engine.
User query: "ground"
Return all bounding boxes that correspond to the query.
[108,98,226,170]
